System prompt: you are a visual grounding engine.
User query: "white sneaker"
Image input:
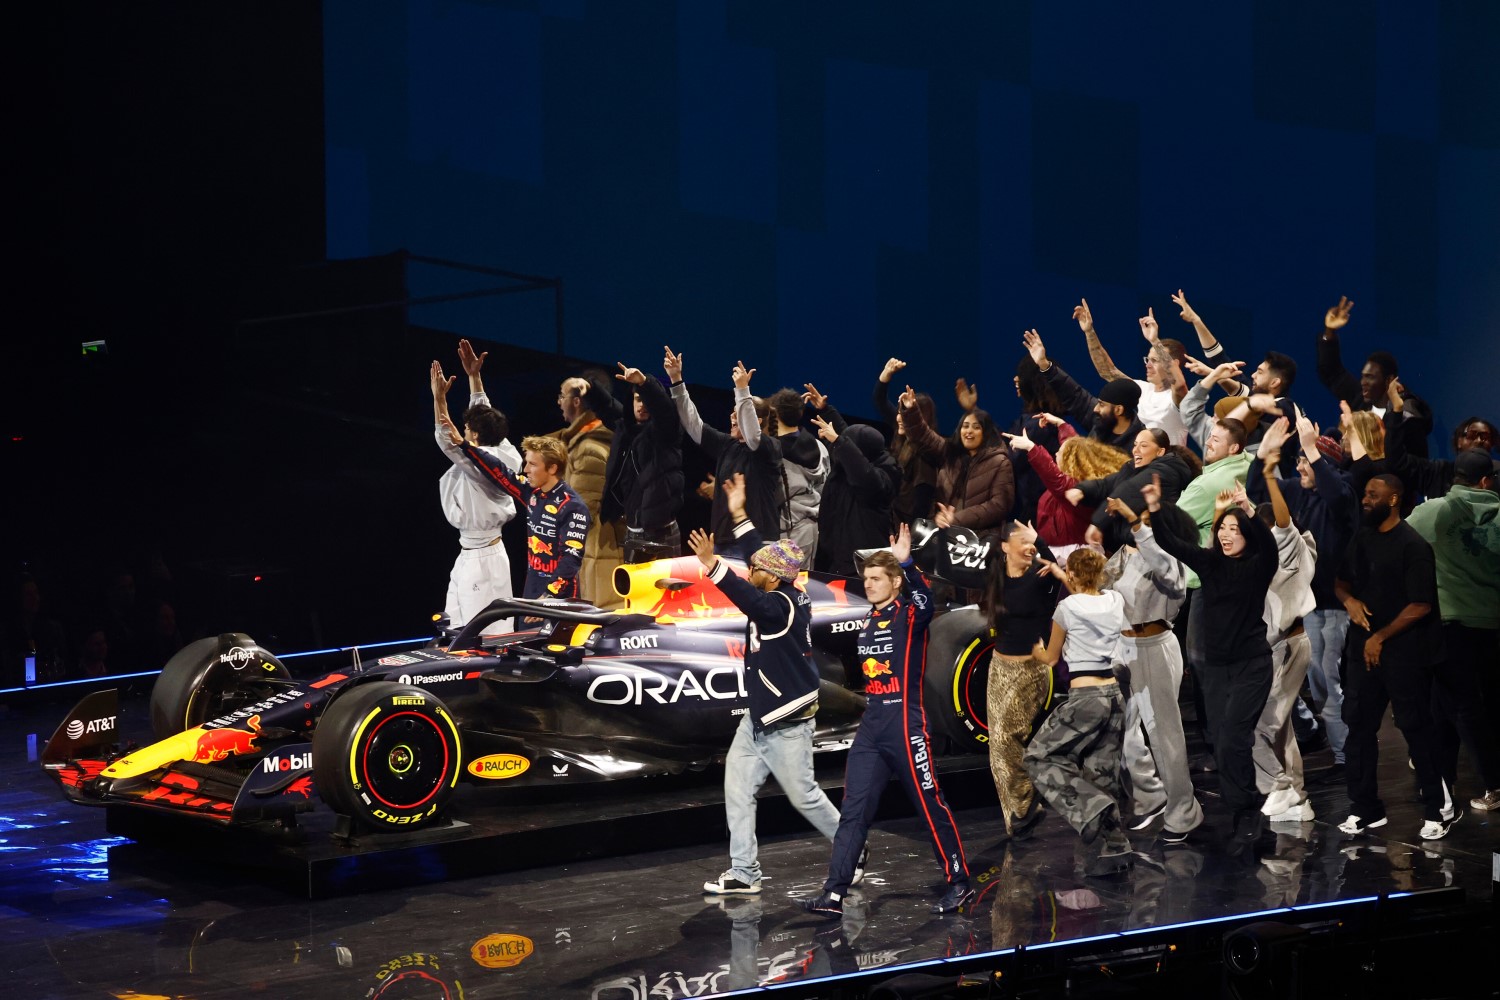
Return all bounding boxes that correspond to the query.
[1469,789,1500,812]
[1260,788,1300,817]
[1269,799,1314,823]
[1420,808,1463,841]
[1337,813,1388,835]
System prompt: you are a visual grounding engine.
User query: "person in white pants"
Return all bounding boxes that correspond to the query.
[1248,419,1318,823]
[434,340,521,633]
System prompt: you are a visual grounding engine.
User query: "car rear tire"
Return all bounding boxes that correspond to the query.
[922,610,1055,755]
[149,633,293,740]
[313,682,463,832]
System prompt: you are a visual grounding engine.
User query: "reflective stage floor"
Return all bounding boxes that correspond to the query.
[2,693,1495,999]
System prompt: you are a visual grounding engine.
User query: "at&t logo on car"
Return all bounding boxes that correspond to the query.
[66,716,115,740]
[262,751,313,774]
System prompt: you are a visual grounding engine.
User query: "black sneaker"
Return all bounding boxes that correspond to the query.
[851,845,869,886]
[931,880,975,914]
[799,892,843,918]
[703,871,762,895]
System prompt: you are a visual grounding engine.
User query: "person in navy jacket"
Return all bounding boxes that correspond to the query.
[800,523,974,918]
[693,475,841,896]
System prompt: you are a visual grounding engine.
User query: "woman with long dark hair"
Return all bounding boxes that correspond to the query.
[980,520,1063,840]
[1143,470,1282,846]
[898,385,1015,534]
[873,357,940,527]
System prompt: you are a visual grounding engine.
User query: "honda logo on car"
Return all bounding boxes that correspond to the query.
[262,751,312,774]
[398,671,465,685]
[468,754,530,779]
[66,716,115,740]
[831,619,868,634]
[587,665,745,706]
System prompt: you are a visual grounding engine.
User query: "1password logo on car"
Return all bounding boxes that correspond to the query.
[263,751,312,774]
[67,716,115,739]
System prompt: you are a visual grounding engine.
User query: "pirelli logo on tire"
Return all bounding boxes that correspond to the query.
[467,754,531,780]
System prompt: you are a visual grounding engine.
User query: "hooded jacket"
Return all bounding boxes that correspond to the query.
[1077,451,1195,553]
[816,420,902,575]
[1407,484,1500,629]
[598,375,684,531]
[901,402,1015,533]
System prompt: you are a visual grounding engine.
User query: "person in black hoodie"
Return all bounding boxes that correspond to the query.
[664,346,781,560]
[804,392,901,577]
[1023,329,1145,456]
[693,476,841,896]
[1067,428,1195,554]
[598,361,685,564]
[1144,471,1279,847]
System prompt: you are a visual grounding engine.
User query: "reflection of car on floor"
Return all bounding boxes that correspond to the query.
[42,535,1020,836]
[42,554,885,834]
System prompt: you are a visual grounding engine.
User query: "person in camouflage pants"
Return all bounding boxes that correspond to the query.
[1026,549,1134,877]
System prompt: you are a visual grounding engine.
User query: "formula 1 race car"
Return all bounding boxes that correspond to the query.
[41,554,884,834]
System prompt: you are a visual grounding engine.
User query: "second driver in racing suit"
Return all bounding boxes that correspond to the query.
[801,523,973,917]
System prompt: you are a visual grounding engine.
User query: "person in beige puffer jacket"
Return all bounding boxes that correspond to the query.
[552,372,623,609]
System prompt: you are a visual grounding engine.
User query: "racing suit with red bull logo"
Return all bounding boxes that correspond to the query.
[459,445,591,599]
[821,561,969,897]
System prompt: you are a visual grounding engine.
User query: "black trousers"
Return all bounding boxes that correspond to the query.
[1432,623,1500,794]
[1341,634,1446,822]
[1195,650,1272,815]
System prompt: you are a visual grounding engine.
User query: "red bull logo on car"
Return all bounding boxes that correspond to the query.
[191,715,262,762]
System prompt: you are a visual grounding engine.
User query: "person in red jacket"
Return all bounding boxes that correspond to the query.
[1004,424,1129,552]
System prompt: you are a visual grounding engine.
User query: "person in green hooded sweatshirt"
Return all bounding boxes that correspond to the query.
[1407,449,1500,815]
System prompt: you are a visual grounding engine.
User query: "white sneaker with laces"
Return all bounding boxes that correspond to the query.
[703,871,762,895]
[1469,789,1500,812]
[1420,808,1463,841]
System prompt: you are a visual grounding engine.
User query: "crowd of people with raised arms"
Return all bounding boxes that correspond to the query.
[425,291,1499,915]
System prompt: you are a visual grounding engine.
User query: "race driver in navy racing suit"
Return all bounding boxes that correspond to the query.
[800,523,974,917]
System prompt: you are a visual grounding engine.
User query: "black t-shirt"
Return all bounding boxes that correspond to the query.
[991,549,1063,656]
[1338,521,1442,668]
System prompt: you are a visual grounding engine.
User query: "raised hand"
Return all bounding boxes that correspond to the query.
[802,382,828,410]
[1248,393,1284,415]
[934,502,956,529]
[722,471,748,519]
[1294,409,1320,456]
[898,384,918,410]
[1064,487,1084,507]
[954,377,978,411]
[663,345,683,382]
[1073,299,1095,334]
[1036,411,1066,428]
[696,474,716,501]
[879,357,907,384]
[1182,355,1214,378]
[810,414,838,443]
[731,359,755,390]
[1324,295,1354,332]
[1338,399,1354,431]
[1022,329,1049,367]
[457,338,488,376]
[688,528,717,569]
[1002,429,1034,452]
[1214,488,1236,519]
[1230,483,1253,514]
[430,360,456,399]
[616,362,646,385]
[1386,378,1405,413]
[1139,307,1160,342]
[889,522,912,563]
[1205,359,1245,386]
[436,411,462,445]
[1140,472,1163,511]
[1171,289,1200,325]
[1258,415,1292,460]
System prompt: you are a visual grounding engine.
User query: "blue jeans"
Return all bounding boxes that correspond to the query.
[724,714,840,885]
[1305,609,1349,763]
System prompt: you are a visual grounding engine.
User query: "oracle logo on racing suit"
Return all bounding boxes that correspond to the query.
[588,665,746,706]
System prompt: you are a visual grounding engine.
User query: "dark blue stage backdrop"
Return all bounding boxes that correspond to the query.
[324,0,1498,450]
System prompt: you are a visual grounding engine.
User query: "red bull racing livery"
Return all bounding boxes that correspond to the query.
[41,552,879,834]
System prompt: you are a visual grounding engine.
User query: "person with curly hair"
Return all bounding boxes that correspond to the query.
[1003,423,1129,553]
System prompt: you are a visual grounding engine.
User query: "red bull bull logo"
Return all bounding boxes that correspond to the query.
[862,658,901,696]
[861,658,892,679]
[527,536,555,557]
[191,715,262,763]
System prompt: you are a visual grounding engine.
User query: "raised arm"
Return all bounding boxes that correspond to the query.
[897,385,950,460]
[1025,328,1099,429]
[1075,298,1130,383]
[1255,417,1294,528]
[1316,296,1362,404]
[458,339,488,396]
[1140,474,1211,575]
[872,358,905,430]
[1171,289,1225,359]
